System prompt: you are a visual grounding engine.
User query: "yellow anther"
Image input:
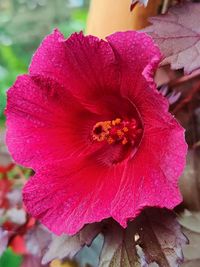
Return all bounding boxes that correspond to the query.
[93,132,107,142]
[116,130,124,138]
[92,117,142,147]
[107,137,114,144]
[104,121,112,128]
[112,118,121,126]
[122,137,128,145]
[115,118,121,124]
[92,121,112,142]
[122,127,129,133]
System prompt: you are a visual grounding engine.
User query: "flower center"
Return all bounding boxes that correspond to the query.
[92,118,143,146]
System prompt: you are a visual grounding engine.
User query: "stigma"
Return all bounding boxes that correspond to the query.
[92,118,142,146]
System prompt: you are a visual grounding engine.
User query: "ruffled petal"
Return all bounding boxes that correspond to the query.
[6,75,102,169]
[29,30,120,106]
[104,32,187,225]
[23,110,187,235]
[23,158,124,235]
[106,31,187,227]
[111,114,187,227]
[106,31,162,98]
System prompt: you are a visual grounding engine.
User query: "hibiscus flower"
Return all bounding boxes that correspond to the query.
[6,30,187,235]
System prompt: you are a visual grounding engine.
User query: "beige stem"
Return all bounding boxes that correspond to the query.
[86,0,162,38]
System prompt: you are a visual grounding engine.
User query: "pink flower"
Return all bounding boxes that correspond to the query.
[6,30,187,235]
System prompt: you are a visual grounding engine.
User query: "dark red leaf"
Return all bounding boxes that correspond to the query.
[144,3,200,74]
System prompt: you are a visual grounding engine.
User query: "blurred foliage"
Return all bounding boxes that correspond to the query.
[0,0,89,124]
[0,0,88,262]
[0,248,22,267]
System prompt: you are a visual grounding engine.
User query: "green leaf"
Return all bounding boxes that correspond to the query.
[0,248,22,267]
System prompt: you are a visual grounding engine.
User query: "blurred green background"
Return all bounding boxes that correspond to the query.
[0,0,89,126]
[0,1,89,265]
